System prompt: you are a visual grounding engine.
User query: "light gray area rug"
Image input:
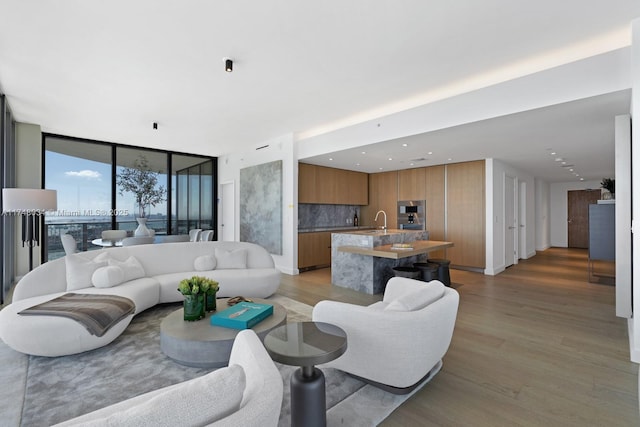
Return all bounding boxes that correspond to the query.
[0,295,432,426]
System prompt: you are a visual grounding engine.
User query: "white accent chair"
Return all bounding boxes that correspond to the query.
[60,234,78,255]
[121,236,155,246]
[312,277,459,394]
[54,330,283,427]
[200,230,214,241]
[189,228,202,242]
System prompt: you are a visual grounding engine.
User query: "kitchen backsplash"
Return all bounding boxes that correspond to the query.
[298,204,361,229]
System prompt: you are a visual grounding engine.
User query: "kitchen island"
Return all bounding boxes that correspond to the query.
[332,229,452,294]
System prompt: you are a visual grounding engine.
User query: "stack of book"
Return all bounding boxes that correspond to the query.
[210,302,273,329]
[391,243,414,250]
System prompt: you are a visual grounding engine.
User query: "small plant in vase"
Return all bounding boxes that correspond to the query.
[178,276,219,321]
[600,178,615,200]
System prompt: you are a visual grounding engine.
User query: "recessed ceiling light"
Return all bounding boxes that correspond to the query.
[428,152,433,155]
[402,143,408,147]
[447,158,452,161]
[410,163,415,166]
[329,158,333,161]
[388,157,393,161]
[554,157,563,162]
[561,161,567,165]
[580,178,584,181]
[576,174,580,177]
[361,151,366,155]
[569,169,574,172]
[550,152,556,155]
[379,167,383,170]
[356,163,360,166]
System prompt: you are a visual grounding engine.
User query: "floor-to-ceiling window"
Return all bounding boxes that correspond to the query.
[172,155,215,236]
[1,94,17,304]
[43,134,216,261]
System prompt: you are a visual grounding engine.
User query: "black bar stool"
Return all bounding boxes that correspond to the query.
[413,262,439,282]
[391,266,421,280]
[427,258,451,287]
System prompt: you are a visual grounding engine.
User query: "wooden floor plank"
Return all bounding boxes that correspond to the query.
[276,247,639,426]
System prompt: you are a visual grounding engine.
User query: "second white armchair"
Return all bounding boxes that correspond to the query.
[312,277,459,394]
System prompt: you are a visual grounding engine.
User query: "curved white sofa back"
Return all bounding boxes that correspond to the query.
[13,241,277,302]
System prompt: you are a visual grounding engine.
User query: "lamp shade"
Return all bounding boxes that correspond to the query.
[2,189,57,213]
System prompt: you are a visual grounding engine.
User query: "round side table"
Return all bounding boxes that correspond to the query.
[264,321,347,427]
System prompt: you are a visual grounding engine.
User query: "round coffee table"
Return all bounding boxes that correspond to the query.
[264,322,347,427]
[160,298,286,368]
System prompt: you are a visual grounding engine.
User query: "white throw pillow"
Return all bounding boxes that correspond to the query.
[90,364,246,426]
[194,254,216,271]
[65,255,108,291]
[215,248,247,269]
[384,280,445,312]
[91,266,126,288]
[107,256,146,282]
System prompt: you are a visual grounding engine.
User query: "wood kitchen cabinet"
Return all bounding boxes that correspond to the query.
[298,231,332,269]
[446,160,485,268]
[425,165,446,258]
[398,167,426,201]
[298,163,368,205]
[361,171,398,228]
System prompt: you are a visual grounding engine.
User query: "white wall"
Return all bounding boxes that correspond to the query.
[535,178,551,251]
[14,123,43,277]
[485,158,536,275]
[628,18,640,363]
[217,134,298,275]
[549,180,602,247]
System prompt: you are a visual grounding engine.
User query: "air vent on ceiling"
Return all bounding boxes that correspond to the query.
[410,158,428,162]
[560,164,575,168]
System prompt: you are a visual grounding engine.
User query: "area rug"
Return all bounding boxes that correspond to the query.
[0,295,432,426]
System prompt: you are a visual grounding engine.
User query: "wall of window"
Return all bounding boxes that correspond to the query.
[0,94,17,304]
[43,134,216,261]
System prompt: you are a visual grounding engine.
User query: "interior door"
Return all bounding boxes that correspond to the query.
[505,175,517,268]
[567,189,601,248]
[221,181,235,241]
[519,181,527,259]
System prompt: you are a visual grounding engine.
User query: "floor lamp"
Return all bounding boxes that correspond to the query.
[2,188,57,271]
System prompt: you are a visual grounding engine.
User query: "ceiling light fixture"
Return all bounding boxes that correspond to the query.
[428,151,433,155]
[224,58,233,72]
[402,143,408,147]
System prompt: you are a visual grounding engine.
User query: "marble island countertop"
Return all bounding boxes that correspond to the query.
[298,226,375,233]
[336,228,421,236]
[338,240,454,259]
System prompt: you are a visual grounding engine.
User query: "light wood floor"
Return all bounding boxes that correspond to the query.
[277,248,639,426]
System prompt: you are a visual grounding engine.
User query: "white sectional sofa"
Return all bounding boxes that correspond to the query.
[0,241,280,357]
[53,330,284,427]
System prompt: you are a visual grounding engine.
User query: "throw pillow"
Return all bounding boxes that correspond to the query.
[91,266,126,288]
[65,255,108,291]
[215,248,247,269]
[194,254,216,271]
[384,280,445,312]
[93,364,246,426]
[107,256,146,282]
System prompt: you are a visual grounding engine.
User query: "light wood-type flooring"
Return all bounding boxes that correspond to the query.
[278,247,639,426]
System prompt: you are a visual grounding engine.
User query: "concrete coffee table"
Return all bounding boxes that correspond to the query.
[160,298,286,368]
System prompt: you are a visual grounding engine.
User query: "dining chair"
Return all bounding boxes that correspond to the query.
[189,229,202,242]
[199,230,214,241]
[60,234,78,255]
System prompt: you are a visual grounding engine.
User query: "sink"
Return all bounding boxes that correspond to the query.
[364,230,387,234]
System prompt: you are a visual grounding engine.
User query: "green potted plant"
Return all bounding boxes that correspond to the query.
[116,155,166,236]
[178,276,219,320]
[600,178,615,199]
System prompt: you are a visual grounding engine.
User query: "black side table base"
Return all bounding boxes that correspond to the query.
[291,367,326,427]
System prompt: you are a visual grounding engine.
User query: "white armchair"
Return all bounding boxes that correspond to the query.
[312,277,459,393]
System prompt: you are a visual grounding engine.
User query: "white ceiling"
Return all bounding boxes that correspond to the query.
[0,1,638,182]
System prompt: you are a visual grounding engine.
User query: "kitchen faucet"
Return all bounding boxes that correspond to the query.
[374,210,387,231]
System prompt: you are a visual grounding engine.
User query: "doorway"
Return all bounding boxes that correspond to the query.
[567,189,601,248]
[221,181,235,241]
[505,175,518,268]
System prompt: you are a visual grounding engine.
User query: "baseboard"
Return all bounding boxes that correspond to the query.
[484,265,505,276]
[536,244,551,252]
[278,266,299,275]
[628,319,640,363]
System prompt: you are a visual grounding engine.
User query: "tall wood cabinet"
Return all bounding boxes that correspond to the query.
[361,171,398,229]
[425,165,446,259]
[398,168,426,201]
[446,161,485,268]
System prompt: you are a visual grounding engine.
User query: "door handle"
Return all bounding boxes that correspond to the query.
[519,224,525,228]
[508,226,515,230]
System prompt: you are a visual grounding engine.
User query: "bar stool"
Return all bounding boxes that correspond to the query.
[413,262,439,282]
[391,266,421,280]
[427,258,451,287]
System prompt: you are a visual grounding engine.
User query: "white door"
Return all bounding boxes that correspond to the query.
[505,175,517,268]
[519,181,527,260]
[221,181,235,241]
